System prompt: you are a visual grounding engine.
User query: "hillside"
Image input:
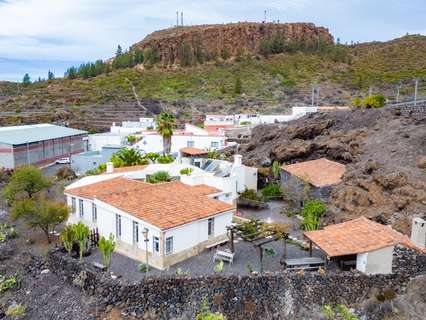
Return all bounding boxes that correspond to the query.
[1,30,426,130]
[228,108,426,235]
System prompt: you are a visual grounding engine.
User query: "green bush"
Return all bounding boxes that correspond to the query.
[0,274,20,293]
[300,199,327,231]
[5,303,26,318]
[98,234,115,270]
[147,171,171,184]
[261,183,282,199]
[157,154,174,164]
[179,168,193,175]
[139,262,148,272]
[239,188,264,203]
[353,94,386,108]
[60,225,76,255]
[144,152,159,162]
[73,222,90,261]
[196,299,227,320]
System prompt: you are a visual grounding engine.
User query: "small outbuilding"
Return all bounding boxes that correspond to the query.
[304,217,422,274]
[280,158,345,207]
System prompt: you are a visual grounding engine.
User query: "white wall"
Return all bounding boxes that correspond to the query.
[89,134,123,151]
[164,211,233,253]
[356,246,394,275]
[204,115,234,126]
[411,217,426,248]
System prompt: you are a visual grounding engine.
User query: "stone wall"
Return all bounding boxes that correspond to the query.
[47,247,425,319]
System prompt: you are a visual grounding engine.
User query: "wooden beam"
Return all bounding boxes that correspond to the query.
[309,240,313,257]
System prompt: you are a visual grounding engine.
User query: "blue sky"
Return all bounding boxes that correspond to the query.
[0,0,425,82]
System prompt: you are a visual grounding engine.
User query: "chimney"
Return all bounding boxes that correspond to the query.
[411,217,426,248]
[233,154,242,167]
[106,162,114,174]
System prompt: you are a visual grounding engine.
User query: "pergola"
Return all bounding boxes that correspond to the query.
[226,220,289,273]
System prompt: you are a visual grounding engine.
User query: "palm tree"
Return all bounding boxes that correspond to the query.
[156,112,175,155]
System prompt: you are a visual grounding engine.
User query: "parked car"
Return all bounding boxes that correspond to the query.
[55,157,70,164]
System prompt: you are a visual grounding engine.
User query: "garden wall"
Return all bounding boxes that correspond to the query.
[47,247,426,320]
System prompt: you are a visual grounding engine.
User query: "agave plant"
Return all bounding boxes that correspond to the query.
[98,234,115,270]
[73,222,90,261]
[60,224,76,255]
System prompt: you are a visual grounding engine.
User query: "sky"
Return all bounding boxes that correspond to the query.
[0,0,425,82]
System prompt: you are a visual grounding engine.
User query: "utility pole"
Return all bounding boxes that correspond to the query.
[181,11,183,26]
[176,11,179,27]
[396,83,401,103]
[414,79,419,106]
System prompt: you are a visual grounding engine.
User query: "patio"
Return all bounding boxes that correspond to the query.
[86,235,323,282]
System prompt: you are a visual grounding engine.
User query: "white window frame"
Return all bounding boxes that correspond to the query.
[165,236,173,255]
[116,214,122,238]
[210,141,219,148]
[153,236,160,253]
[132,221,139,245]
[92,203,97,222]
[208,218,215,237]
[187,140,195,147]
[79,199,84,218]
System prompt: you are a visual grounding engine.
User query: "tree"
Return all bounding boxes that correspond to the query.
[98,234,115,270]
[146,171,171,184]
[234,77,242,95]
[22,73,31,85]
[116,44,123,56]
[2,166,51,205]
[47,70,55,80]
[272,160,281,179]
[110,148,147,167]
[11,197,69,243]
[73,222,90,261]
[60,224,76,255]
[156,112,176,155]
[65,66,77,79]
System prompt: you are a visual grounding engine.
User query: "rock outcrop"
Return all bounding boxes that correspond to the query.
[131,22,333,66]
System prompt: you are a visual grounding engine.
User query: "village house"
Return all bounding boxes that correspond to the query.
[304,217,425,274]
[64,177,235,270]
[280,158,346,207]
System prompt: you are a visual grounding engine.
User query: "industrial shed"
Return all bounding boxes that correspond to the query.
[0,124,88,169]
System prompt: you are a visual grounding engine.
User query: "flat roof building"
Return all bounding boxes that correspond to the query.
[0,124,87,169]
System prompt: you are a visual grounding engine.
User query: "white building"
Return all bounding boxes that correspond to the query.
[304,217,424,275]
[410,217,426,249]
[133,124,226,155]
[110,118,156,134]
[65,175,235,270]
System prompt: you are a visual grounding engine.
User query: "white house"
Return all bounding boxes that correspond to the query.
[110,118,157,135]
[65,176,235,270]
[304,217,424,275]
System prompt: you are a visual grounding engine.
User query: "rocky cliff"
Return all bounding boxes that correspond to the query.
[131,22,333,66]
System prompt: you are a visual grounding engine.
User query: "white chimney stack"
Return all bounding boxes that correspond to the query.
[234,154,242,167]
[106,162,114,174]
[411,217,426,248]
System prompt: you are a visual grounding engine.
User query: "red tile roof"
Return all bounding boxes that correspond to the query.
[179,147,208,156]
[281,158,346,187]
[104,165,148,174]
[304,217,424,257]
[191,184,221,195]
[65,177,234,230]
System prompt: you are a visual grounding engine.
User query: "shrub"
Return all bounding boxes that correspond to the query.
[179,168,193,175]
[214,260,224,273]
[56,167,77,180]
[239,188,264,203]
[0,274,20,293]
[126,134,137,144]
[196,299,227,320]
[157,154,174,164]
[240,121,251,126]
[5,303,26,318]
[272,160,281,178]
[261,183,282,199]
[145,152,159,162]
[363,94,385,108]
[147,171,171,184]
[98,234,115,270]
[60,225,76,255]
[207,150,219,159]
[300,199,326,231]
[110,148,147,167]
[139,262,148,272]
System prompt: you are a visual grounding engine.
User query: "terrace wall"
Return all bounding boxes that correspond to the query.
[47,247,425,320]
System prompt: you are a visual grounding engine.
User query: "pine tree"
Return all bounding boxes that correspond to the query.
[47,70,55,80]
[22,73,31,85]
[116,44,123,56]
[65,66,77,79]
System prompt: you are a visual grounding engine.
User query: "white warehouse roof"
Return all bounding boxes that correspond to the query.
[0,124,87,145]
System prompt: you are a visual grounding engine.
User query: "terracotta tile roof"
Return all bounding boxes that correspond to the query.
[179,147,208,156]
[304,217,424,257]
[105,165,148,174]
[191,184,222,195]
[65,177,234,230]
[281,158,345,187]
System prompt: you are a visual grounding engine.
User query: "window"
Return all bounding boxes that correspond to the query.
[208,218,215,237]
[115,214,122,238]
[71,197,76,214]
[153,236,160,253]
[165,236,173,255]
[79,199,84,218]
[210,141,219,148]
[92,203,97,222]
[187,140,195,147]
[132,221,139,244]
